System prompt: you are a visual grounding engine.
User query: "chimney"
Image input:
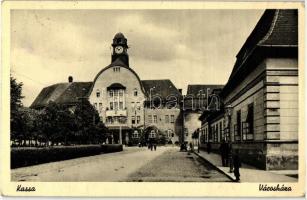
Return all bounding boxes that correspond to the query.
[68,76,73,83]
[178,89,182,94]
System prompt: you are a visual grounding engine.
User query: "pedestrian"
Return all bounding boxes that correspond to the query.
[189,142,193,152]
[228,142,233,172]
[219,141,226,166]
[224,142,229,166]
[233,149,241,182]
[207,142,211,154]
[154,143,157,151]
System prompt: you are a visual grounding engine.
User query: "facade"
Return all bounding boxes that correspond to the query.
[200,9,298,170]
[31,33,182,145]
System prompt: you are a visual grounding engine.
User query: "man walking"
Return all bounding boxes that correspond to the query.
[219,141,227,166]
[233,149,241,182]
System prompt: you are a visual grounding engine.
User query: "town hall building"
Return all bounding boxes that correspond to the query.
[31,33,183,145]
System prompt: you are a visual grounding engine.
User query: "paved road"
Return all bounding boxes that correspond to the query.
[126,148,230,182]
[11,147,230,182]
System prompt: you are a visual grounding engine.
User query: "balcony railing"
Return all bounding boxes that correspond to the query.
[105,109,127,117]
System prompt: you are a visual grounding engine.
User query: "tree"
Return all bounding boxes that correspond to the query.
[74,99,107,144]
[10,75,24,144]
[40,101,62,146]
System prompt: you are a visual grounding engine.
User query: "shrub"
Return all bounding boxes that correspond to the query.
[101,144,123,153]
[11,145,101,169]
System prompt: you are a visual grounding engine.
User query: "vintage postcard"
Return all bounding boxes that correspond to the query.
[1,0,305,197]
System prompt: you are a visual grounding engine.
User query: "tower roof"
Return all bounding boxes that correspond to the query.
[114,32,126,39]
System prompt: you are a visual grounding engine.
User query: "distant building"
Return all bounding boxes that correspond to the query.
[182,85,223,143]
[200,9,298,170]
[31,33,182,145]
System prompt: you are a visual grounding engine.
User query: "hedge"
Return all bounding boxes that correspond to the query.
[101,144,123,153]
[11,145,102,169]
[11,144,124,169]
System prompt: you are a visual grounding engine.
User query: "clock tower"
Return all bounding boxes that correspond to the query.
[111,32,129,67]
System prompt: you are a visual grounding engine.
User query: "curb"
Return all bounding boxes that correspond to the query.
[193,151,236,182]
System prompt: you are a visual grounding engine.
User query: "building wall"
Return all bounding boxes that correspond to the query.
[224,60,266,142]
[145,108,181,143]
[89,66,146,128]
[264,58,298,170]
[223,58,298,170]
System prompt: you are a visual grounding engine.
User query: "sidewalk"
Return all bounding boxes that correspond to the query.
[194,150,298,182]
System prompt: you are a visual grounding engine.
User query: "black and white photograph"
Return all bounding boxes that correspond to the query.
[1,1,305,197]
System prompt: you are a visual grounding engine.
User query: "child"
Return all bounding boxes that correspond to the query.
[233,149,241,182]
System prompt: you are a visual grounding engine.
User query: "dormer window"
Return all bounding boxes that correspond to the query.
[113,67,120,72]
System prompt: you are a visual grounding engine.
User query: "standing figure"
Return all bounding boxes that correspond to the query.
[228,142,233,172]
[154,143,157,151]
[233,149,241,182]
[189,142,193,152]
[219,141,226,166]
[224,142,229,166]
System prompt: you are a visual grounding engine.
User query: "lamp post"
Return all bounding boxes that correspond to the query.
[225,104,233,173]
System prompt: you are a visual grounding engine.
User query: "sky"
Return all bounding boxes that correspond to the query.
[11,9,264,107]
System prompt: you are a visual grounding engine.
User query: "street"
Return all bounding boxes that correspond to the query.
[11,146,231,182]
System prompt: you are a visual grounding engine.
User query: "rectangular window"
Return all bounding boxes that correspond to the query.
[210,126,214,141]
[96,92,100,98]
[148,115,152,123]
[243,103,254,140]
[119,102,123,109]
[208,127,213,142]
[109,90,113,97]
[114,102,118,110]
[119,90,123,97]
[235,110,241,141]
[136,102,141,110]
[247,103,254,134]
[110,102,113,110]
[99,103,102,112]
[131,116,135,124]
[134,90,138,96]
[170,115,175,123]
[153,115,157,123]
[165,115,169,123]
[94,103,97,109]
[137,116,140,124]
[114,90,118,97]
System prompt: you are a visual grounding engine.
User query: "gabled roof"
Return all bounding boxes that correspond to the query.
[223,9,298,97]
[31,79,181,109]
[30,82,92,109]
[141,79,181,99]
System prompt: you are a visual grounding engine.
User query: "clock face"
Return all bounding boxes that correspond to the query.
[115,46,124,54]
